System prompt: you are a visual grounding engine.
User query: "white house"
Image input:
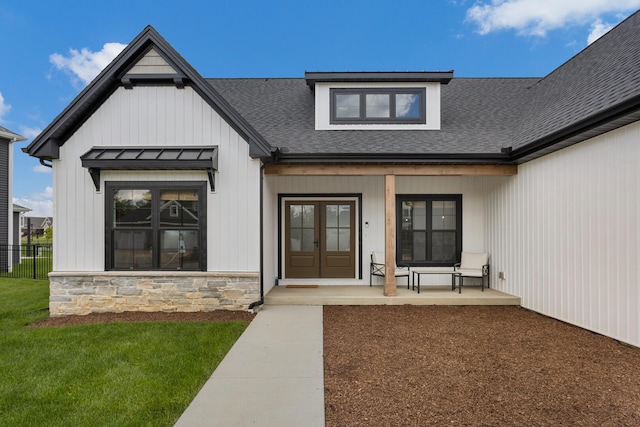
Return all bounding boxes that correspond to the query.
[25,11,640,347]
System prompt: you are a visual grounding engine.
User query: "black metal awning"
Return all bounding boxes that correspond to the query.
[80,146,218,191]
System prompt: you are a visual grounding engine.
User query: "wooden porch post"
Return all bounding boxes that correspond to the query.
[384,174,397,296]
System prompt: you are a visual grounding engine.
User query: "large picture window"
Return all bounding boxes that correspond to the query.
[397,195,462,266]
[330,88,426,124]
[106,182,206,271]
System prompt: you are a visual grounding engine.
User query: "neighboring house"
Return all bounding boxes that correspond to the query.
[22,216,53,237]
[12,204,31,265]
[13,204,31,242]
[0,127,26,272]
[25,12,640,347]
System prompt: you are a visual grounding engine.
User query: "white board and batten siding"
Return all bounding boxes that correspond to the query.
[54,85,261,273]
[127,48,176,74]
[485,120,640,348]
[263,175,489,291]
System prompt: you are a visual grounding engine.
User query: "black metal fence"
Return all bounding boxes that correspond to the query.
[0,244,53,280]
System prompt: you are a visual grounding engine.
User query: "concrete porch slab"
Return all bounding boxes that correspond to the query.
[265,285,521,306]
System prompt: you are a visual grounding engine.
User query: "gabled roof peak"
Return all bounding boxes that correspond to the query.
[24,25,272,161]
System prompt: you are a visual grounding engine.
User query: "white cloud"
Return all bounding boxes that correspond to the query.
[19,125,42,140]
[587,18,614,43]
[50,42,127,86]
[0,91,11,121]
[466,0,640,37]
[33,164,52,174]
[14,187,53,218]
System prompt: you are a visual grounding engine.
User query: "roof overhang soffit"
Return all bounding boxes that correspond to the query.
[264,163,517,176]
[80,146,218,191]
[304,71,455,89]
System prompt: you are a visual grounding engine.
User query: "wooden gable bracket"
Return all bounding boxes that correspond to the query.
[121,73,187,89]
[88,167,101,191]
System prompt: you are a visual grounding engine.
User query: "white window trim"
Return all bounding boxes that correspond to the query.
[314,82,441,131]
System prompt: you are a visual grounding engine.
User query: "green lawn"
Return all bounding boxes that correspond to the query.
[0,278,250,426]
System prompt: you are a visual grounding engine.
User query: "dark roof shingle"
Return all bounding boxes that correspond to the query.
[209,10,640,163]
[208,77,538,157]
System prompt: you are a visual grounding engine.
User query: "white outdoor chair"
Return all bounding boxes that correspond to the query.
[453,252,490,294]
[369,251,410,288]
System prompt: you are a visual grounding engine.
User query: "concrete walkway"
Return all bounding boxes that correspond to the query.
[174,305,325,427]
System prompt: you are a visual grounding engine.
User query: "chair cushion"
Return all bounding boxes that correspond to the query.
[456,268,484,277]
[394,268,410,276]
[371,252,409,276]
[372,251,384,264]
[460,252,488,269]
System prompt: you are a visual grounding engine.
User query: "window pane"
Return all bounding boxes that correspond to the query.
[290,229,301,252]
[442,216,456,229]
[302,229,315,252]
[302,205,315,228]
[401,227,413,261]
[443,201,456,215]
[326,228,337,251]
[402,201,413,230]
[159,189,199,227]
[432,201,444,216]
[335,94,360,118]
[366,94,390,118]
[396,93,420,118]
[338,205,350,226]
[326,204,351,252]
[432,201,456,230]
[413,201,426,230]
[432,231,456,262]
[290,204,315,252]
[338,228,350,251]
[114,189,151,227]
[290,205,302,228]
[413,231,426,261]
[326,205,338,227]
[160,230,200,269]
[113,230,152,269]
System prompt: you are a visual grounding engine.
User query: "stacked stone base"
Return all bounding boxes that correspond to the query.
[48,271,260,316]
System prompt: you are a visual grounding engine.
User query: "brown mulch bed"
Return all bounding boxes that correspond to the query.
[323,305,640,426]
[29,310,255,327]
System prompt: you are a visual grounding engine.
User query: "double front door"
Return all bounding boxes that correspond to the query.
[285,201,355,278]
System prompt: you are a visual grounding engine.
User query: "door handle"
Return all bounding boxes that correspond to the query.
[314,239,319,248]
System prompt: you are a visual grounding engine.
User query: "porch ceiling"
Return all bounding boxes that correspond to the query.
[264,164,517,176]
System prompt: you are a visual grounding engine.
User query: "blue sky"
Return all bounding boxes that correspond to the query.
[1,0,639,217]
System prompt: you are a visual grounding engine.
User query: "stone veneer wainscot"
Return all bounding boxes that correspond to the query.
[48,271,260,316]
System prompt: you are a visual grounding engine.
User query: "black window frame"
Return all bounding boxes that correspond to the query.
[396,194,462,267]
[330,88,426,124]
[105,181,207,271]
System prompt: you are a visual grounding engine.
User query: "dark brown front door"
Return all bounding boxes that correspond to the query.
[285,201,355,278]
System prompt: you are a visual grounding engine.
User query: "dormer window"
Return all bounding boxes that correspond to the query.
[306,71,453,131]
[331,88,426,124]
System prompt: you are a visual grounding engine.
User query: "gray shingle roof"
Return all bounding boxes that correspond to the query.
[208,77,538,157]
[209,9,640,163]
[512,9,640,152]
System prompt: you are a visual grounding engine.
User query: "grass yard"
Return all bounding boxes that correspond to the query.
[0,278,250,426]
